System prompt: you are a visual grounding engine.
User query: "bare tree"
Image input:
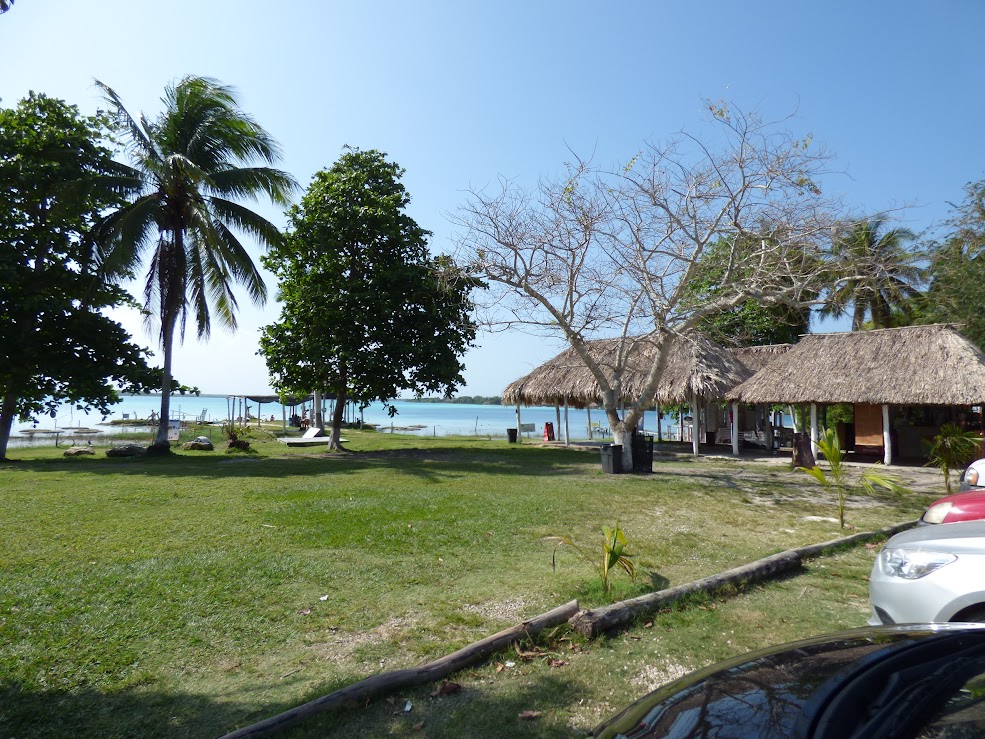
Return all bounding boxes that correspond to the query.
[455,103,844,468]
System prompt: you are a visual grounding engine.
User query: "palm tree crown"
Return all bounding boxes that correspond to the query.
[821,218,923,330]
[96,76,296,448]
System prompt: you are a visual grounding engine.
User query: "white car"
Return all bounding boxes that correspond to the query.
[868,520,985,625]
[961,457,985,491]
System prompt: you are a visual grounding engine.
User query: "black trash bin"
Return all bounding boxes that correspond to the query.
[507,428,518,443]
[601,444,624,474]
[632,432,654,473]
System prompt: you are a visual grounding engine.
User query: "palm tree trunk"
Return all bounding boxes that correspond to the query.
[852,303,866,331]
[154,312,177,449]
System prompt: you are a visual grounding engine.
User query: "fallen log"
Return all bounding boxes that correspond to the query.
[569,550,802,638]
[221,599,580,738]
[794,520,918,560]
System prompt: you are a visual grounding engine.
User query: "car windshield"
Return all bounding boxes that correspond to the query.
[919,671,985,737]
[597,631,985,739]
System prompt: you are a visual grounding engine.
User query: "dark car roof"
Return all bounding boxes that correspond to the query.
[592,624,985,739]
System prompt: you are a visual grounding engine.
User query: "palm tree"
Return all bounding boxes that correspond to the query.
[95,76,296,451]
[821,218,923,330]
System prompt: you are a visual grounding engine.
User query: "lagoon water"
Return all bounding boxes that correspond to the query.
[10,393,680,444]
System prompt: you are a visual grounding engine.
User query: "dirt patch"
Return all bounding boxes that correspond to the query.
[462,598,532,623]
[308,616,417,664]
[633,659,692,692]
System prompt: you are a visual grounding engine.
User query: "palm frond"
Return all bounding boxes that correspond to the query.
[94,79,162,167]
[92,194,162,277]
[98,75,288,350]
[208,167,296,205]
[207,196,285,250]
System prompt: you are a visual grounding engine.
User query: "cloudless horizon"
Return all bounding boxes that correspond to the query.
[3,1,982,396]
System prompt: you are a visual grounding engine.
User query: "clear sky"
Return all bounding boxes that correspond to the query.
[3,1,982,396]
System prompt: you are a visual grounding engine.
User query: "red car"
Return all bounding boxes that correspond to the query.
[921,490,985,524]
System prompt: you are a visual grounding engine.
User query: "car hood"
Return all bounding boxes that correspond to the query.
[886,520,985,552]
[592,624,985,739]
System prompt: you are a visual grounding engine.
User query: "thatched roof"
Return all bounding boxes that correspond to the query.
[502,334,759,407]
[726,344,793,373]
[727,324,985,405]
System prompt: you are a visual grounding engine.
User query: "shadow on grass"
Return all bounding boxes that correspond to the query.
[0,444,623,482]
[285,673,586,738]
[0,679,301,739]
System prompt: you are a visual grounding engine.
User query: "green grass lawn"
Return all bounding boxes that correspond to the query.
[0,432,934,737]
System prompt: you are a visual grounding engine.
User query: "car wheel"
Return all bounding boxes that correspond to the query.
[952,606,985,623]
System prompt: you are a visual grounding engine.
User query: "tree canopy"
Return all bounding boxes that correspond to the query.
[0,93,161,459]
[456,103,845,464]
[94,76,296,451]
[680,236,812,347]
[820,218,923,330]
[260,148,480,448]
[922,180,985,347]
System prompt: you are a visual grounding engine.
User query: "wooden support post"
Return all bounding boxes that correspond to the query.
[691,393,700,456]
[731,401,740,456]
[810,403,818,459]
[563,398,570,446]
[883,404,893,466]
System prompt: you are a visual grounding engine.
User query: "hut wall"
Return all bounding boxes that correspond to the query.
[854,403,884,454]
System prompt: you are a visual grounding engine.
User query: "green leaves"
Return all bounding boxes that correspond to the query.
[546,521,636,595]
[797,427,910,528]
[259,148,478,443]
[925,423,983,493]
[0,93,161,457]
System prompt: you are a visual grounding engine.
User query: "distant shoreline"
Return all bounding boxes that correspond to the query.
[122,393,503,404]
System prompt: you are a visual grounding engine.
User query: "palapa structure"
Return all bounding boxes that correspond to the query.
[728,324,985,464]
[503,334,755,407]
[502,333,773,454]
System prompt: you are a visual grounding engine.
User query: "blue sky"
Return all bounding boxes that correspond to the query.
[3,1,982,395]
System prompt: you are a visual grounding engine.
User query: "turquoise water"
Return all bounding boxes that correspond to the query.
[9,394,681,443]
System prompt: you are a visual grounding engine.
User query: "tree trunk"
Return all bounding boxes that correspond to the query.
[0,391,18,461]
[152,311,177,452]
[313,390,324,431]
[570,551,802,638]
[329,388,347,450]
[612,422,632,470]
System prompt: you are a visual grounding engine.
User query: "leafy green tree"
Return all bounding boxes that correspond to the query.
[259,148,480,449]
[0,93,161,460]
[820,218,923,330]
[681,235,811,347]
[922,180,985,348]
[94,76,296,452]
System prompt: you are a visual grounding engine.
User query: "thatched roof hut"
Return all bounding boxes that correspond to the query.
[726,344,793,373]
[502,333,763,408]
[728,324,985,405]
